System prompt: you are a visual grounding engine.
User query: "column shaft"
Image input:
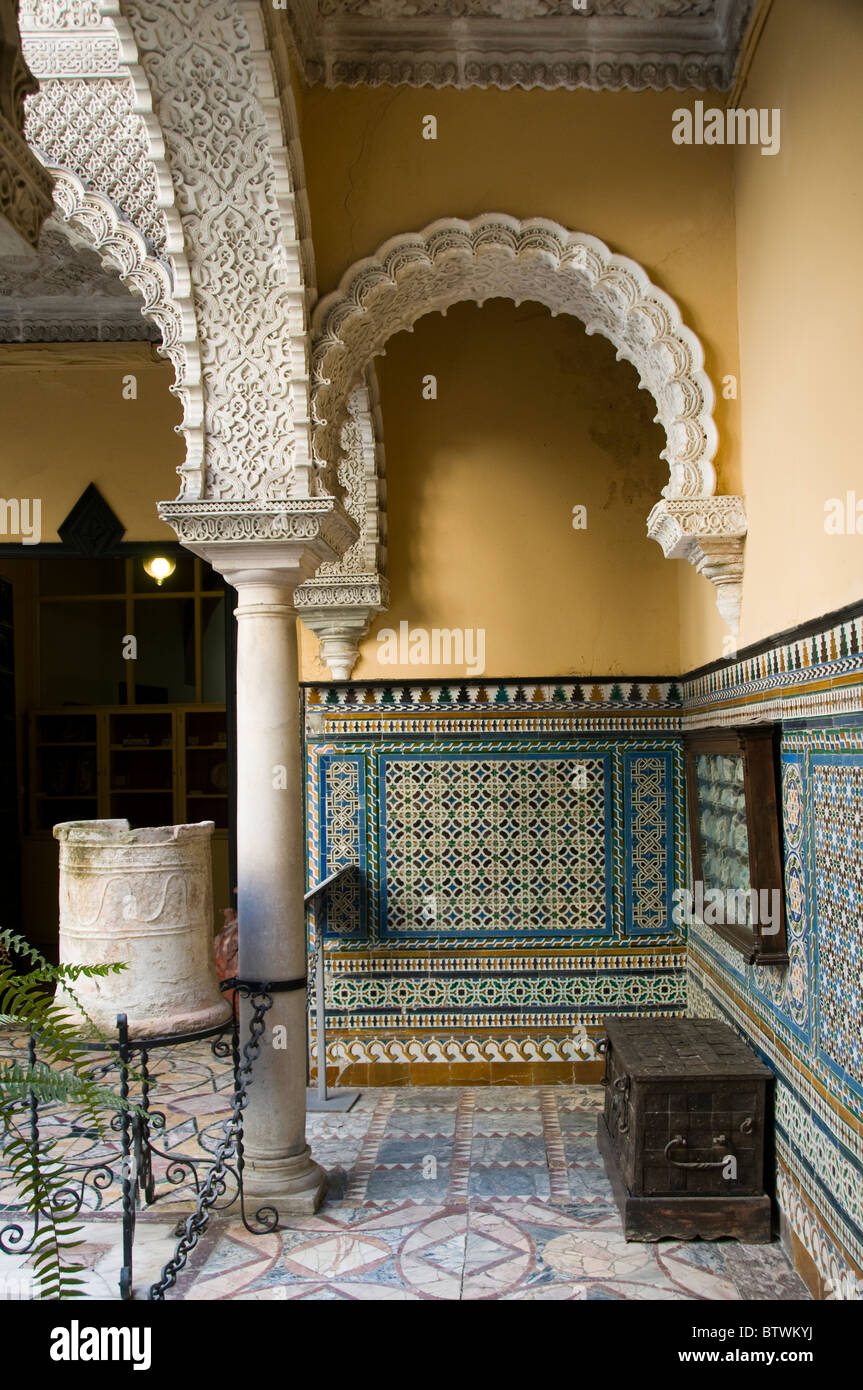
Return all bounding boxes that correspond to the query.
[234,579,324,1211]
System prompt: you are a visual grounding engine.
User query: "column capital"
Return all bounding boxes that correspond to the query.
[295,574,390,679]
[157,497,359,592]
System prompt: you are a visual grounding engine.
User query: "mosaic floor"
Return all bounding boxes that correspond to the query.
[0,1036,809,1301]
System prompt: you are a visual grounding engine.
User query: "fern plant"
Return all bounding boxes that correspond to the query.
[0,928,135,1299]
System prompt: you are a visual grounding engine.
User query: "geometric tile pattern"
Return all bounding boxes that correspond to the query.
[750,755,811,1039]
[812,756,863,1093]
[381,754,609,937]
[688,720,863,1301]
[314,756,365,938]
[625,752,673,935]
[305,678,684,740]
[687,960,863,1300]
[307,731,685,1079]
[309,736,684,948]
[302,620,863,1299]
[683,608,863,726]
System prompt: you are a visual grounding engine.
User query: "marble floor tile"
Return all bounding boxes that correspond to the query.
[0,1034,811,1303]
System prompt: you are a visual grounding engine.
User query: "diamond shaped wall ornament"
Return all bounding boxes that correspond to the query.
[57,482,125,555]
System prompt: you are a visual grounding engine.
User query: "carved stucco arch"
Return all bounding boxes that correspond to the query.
[311,214,747,641]
[312,213,718,501]
[20,0,371,651]
[46,164,206,485]
[21,0,356,509]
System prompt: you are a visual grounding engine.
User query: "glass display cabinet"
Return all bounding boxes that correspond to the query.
[684,725,788,964]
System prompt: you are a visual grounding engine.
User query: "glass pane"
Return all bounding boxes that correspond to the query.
[36,714,97,744]
[133,552,194,593]
[132,598,196,703]
[40,557,126,596]
[694,752,752,923]
[40,600,127,705]
[201,596,226,702]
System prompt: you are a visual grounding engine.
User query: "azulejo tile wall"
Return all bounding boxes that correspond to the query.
[302,612,863,1297]
[685,607,863,1300]
[304,681,686,1082]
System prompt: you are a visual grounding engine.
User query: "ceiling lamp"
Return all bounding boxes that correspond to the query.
[143,555,176,587]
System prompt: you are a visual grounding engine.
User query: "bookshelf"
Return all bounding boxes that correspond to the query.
[29,705,229,834]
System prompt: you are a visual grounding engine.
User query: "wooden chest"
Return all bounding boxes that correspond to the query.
[597,1018,773,1242]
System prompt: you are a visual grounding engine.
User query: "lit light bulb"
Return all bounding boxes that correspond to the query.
[143,555,176,587]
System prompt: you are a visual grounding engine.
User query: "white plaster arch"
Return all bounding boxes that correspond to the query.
[47,163,205,490]
[312,213,719,502]
[20,0,352,513]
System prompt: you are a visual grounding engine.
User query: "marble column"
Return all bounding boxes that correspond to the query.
[162,504,358,1214]
[229,564,324,1210]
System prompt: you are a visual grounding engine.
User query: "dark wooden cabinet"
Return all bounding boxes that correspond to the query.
[597,1018,773,1242]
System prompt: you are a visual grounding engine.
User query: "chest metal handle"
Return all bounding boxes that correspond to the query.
[663,1134,732,1169]
[611,1075,630,1134]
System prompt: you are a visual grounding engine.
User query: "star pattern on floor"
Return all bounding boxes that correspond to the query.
[0,1035,810,1301]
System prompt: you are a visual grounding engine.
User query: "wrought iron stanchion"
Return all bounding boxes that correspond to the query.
[148,975,307,1301]
[3,868,362,1298]
[118,1016,134,1301]
[0,1035,114,1266]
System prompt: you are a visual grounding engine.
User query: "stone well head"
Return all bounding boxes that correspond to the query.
[54,819,231,1039]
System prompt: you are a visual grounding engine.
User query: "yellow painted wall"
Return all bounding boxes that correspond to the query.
[680,0,863,668]
[298,84,742,678]
[0,343,184,543]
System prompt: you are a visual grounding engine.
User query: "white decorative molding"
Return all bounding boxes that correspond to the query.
[47,165,205,489]
[647,495,747,632]
[25,74,167,254]
[17,0,366,571]
[301,604,383,680]
[158,497,358,549]
[295,575,390,677]
[158,497,359,588]
[119,0,321,503]
[306,379,387,577]
[281,0,755,91]
[19,1,102,26]
[313,213,719,501]
[0,0,54,253]
[19,0,122,81]
[295,378,389,677]
[0,212,159,340]
[20,0,336,509]
[18,1,205,485]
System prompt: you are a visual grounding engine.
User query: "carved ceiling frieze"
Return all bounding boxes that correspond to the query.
[281,0,755,90]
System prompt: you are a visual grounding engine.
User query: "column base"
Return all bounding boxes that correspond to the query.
[242,1145,328,1215]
